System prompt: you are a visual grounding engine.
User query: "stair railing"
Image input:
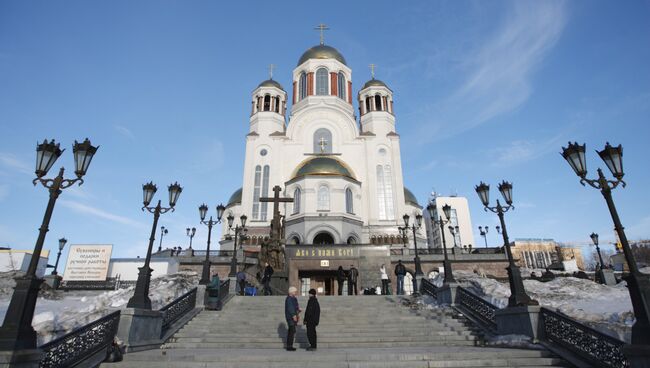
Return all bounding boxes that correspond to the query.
[456,286,498,331]
[39,310,120,368]
[419,278,438,298]
[160,287,197,337]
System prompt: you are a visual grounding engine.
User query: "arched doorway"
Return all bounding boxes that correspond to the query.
[313,232,334,245]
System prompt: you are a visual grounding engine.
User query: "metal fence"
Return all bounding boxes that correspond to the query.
[160,287,197,337]
[540,307,628,368]
[456,286,498,331]
[39,310,120,368]
[419,278,438,297]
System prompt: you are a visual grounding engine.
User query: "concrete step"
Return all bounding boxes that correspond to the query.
[162,341,481,349]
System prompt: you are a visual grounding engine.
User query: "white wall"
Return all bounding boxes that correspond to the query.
[0,250,50,278]
[425,196,476,249]
[107,258,180,281]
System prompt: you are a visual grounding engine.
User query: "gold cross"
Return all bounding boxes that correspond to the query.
[369,64,376,79]
[314,23,329,45]
[268,64,275,79]
[319,137,328,153]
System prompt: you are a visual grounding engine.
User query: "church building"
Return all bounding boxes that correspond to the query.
[220,35,428,294]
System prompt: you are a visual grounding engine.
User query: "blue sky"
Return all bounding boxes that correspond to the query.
[1,1,649,268]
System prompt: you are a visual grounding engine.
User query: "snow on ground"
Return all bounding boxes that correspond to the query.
[450,270,634,342]
[0,271,198,345]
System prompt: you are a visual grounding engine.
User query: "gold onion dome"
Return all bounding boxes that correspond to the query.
[362,78,388,89]
[293,157,355,179]
[297,44,347,66]
[226,187,242,207]
[258,79,284,90]
[403,187,420,207]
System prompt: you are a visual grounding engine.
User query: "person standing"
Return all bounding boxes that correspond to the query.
[303,288,320,351]
[336,266,346,295]
[348,265,359,295]
[380,264,389,295]
[262,262,274,296]
[394,260,406,295]
[284,286,300,351]
[236,270,246,296]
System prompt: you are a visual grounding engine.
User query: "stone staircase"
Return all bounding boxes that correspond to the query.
[104,295,569,367]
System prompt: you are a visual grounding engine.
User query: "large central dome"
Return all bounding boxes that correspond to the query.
[297,44,347,66]
[292,157,355,179]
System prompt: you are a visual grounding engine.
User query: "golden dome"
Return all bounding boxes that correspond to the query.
[258,79,284,90]
[226,187,242,207]
[362,78,389,89]
[404,187,420,207]
[297,45,347,66]
[292,157,355,180]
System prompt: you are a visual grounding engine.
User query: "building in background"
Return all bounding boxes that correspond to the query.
[424,196,475,251]
[510,238,585,271]
[0,249,50,277]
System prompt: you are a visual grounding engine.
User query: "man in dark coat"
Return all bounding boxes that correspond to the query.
[303,288,320,351]
[236,270,246,296]
[336,266,346,295]
[348,265,359,295]
[284,286,299,351]
[395,260,406,295]
[262,262,274,295]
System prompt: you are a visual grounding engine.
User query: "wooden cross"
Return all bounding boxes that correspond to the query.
[318,136,328,153]
[314,23,329,45]
[268,64,275,79]
[369,64,376,79]
[259,186,293,242]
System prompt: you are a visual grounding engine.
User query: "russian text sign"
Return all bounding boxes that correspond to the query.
[63,244,113,281]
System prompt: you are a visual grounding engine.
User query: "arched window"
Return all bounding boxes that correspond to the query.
[274,96,280,113]
[263,95,271,111]
[260,165,270,221]
[366,96,372,112]
[317,185,330,211]
[252,165,262,219]
[345,188,353,214]
[377,164,395,220]
[375,95,382,111]
[313,128,332,153]
[337,72,346,100]
[316,68,328,95]
[299,72,307,100]
[347,236,356,245]
[293,188,301,214]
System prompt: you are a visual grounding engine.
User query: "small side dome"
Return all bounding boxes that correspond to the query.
[292,157,355,180]
[362,78,388,89]
[297,44,347,66]
[258,79,284,90]
[404,187,420,207]
[226,188,242,207]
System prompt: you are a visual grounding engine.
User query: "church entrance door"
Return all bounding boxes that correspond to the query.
[313,232,334,244]
[299,270,338,295]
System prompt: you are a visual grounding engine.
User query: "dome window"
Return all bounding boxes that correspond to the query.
[375,95,382,111]
[337,72,346,100]
[263,95,271,111]
[299,72,307,100]
[316,68,329,95]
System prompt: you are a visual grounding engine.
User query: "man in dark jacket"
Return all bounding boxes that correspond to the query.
[284,286,299,351]
[336,266,346,295]
[303,288,320,351]
[395,260,406,295]
[236,270,246,296]
[348,265,359,295]
[262,262,274,295]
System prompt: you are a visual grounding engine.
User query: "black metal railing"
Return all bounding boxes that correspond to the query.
[420,278,438,297]
[39,310,120,368]
[456,287,498,330]
[540,308,628,368]
[160,287,197,336]
[220,279,230,300]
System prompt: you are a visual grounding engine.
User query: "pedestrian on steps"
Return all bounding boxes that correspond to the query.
[236,270,246,296]
[262,262,274,295]
[395,260,406,295]
[303,288,320,351]
[284,286,300,351]
[348,265,359,295]
[380,264,389,295]
[336,266,346,295]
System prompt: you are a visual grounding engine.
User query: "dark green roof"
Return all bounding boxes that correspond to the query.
[297,44,347,66]
[258,79,284,90]
[404,187,420,207]
[226,188,242,207]
[362,78,388,89]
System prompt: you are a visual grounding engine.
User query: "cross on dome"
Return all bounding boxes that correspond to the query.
[314,23,330,45]
[369,64,376,79]
[268,64,275,79]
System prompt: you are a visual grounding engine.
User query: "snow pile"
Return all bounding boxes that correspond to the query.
[0,272,198,345]
[399,294,441,311]
[455,271,633,342]
[485,334,541,349]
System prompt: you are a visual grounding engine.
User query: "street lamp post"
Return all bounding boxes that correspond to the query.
[590,233,606,270]
[198,203,225,285]
[51,237,67,276]
[479,226,489,248]
[0,139,98,350]
[126,181,182,310]
[426,203,455,284]
[399,214,424,276]
[227,214,248,277]
[186,227,196,255]
[561,141,650,345]
[475,181,538,307]
[157,226,168,252]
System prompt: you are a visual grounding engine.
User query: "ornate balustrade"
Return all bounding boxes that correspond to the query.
[456,286,498,331]
[419,278,438,297]
[160,287,197,337]
[39,310,120,368]
[540,308,628,368]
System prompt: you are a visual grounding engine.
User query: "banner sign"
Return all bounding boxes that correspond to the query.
[63,245,113,281]
[287,246,358,259]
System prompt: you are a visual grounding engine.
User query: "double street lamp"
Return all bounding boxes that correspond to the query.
[126,181,182,310]
[0,138,98,350]
[590,233,606,271]
[198,203,225,285]
[478,226,489,248]
[157,226,168,252]
[399,214,424,276]
[227,214,248,277]
[475,181,538,307]
[51,237,67,276]
[448,225,460,254]
[186,227,196,254]
[426,203,455,284]
[561,141,649,345]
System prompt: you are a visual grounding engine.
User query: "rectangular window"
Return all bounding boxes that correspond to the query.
[260,165,270,221]
[252,166,261,220]
[384,165,394,220]
[377,165,386,219]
